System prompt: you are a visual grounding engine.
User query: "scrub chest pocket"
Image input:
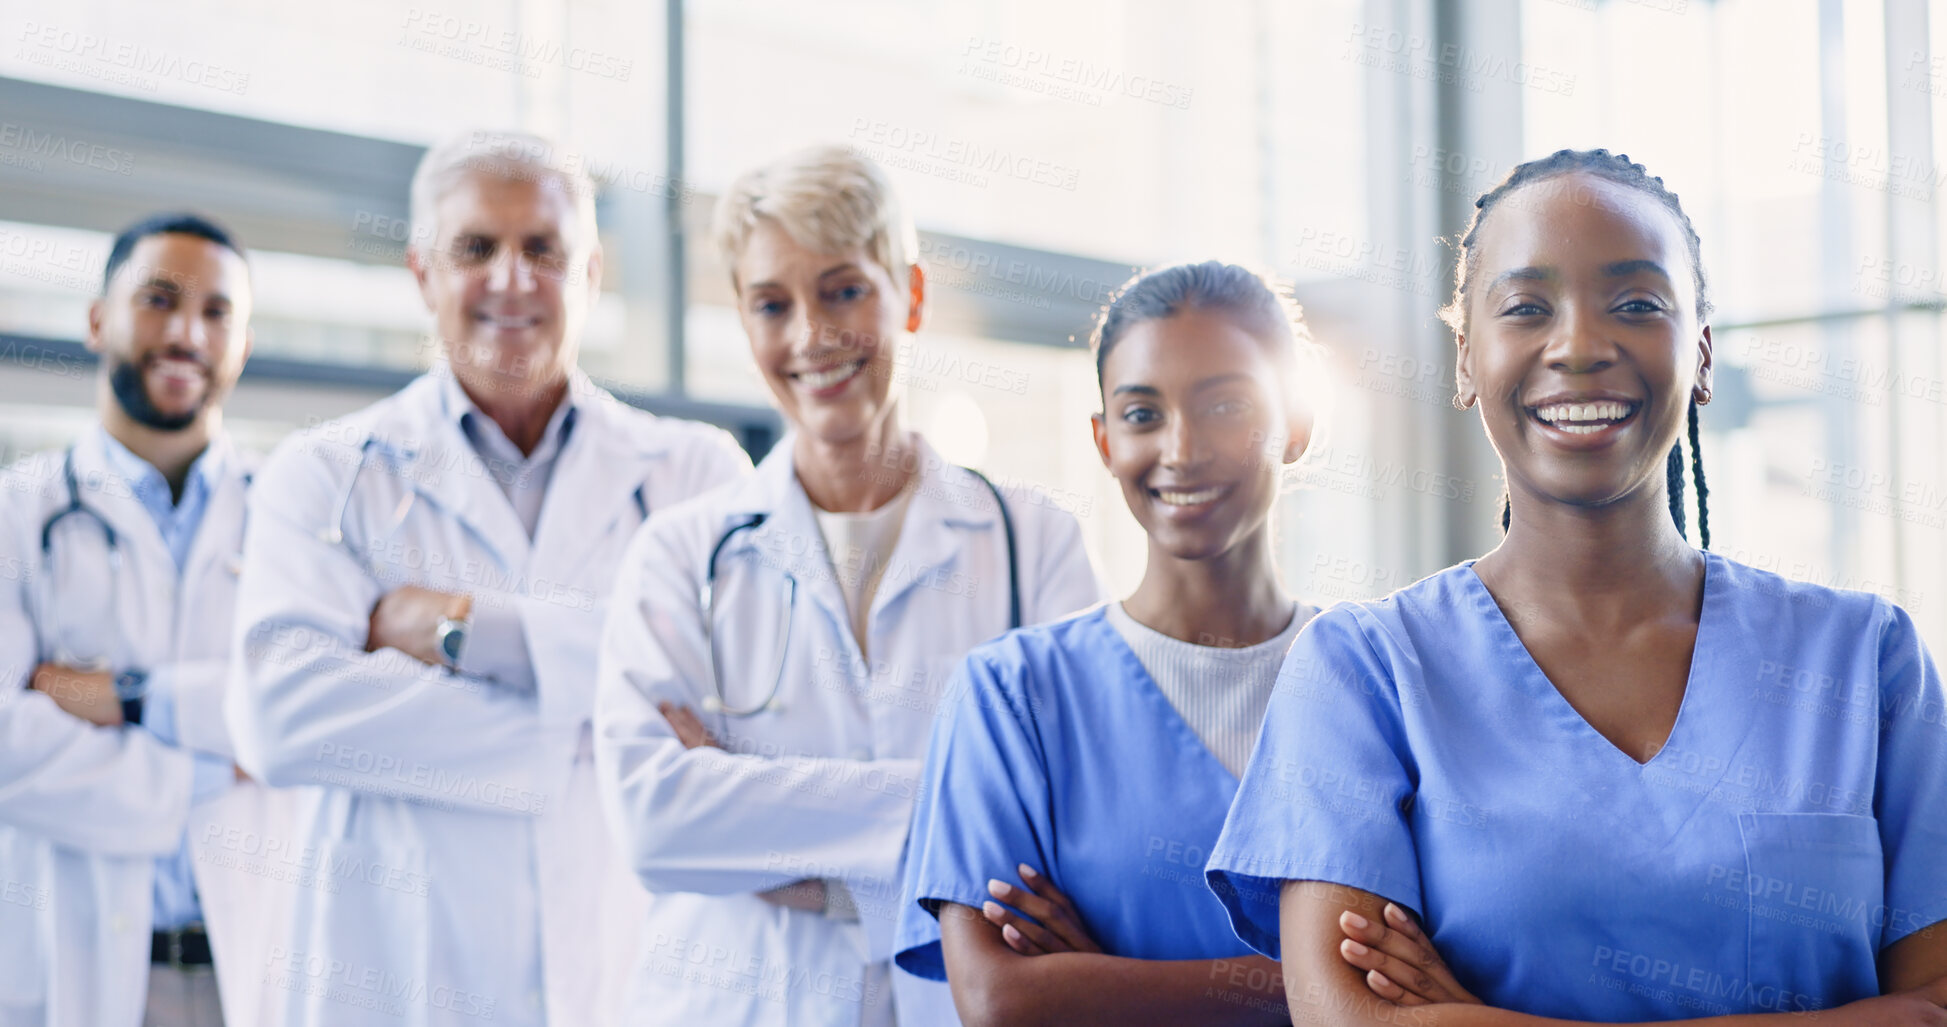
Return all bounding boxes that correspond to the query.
[1732,812,1884,1010]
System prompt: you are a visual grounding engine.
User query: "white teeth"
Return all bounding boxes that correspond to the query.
[484,315,538,330]
[1156,486,1225,506]
[1535,400,1632,426]
[796,361,864,390]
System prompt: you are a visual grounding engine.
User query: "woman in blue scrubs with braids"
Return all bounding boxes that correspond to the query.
[1207,149,1947,1024]
[895,261,1317,1024]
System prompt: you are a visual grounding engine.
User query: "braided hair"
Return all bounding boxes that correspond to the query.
[1452,149,1711,550]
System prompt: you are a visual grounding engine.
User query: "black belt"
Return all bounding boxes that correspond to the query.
[151,925,213,967]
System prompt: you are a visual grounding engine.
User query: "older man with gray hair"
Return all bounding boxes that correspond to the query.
[226,130,750,1027]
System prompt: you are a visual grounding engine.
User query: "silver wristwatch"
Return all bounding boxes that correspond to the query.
[435,616,469,669]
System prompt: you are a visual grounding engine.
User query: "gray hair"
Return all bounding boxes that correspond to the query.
[407,129,599,251]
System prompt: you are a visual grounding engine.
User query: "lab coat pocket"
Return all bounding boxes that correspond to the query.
[0,834,47,1007]
[1735,812,1882,1011]
[277,796,431,1026]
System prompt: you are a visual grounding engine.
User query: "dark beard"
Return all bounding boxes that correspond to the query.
[108,356,203,432]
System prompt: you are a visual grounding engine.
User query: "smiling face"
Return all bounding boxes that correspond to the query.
[409,171,601,400]
[87,232,252,431]
[1456,172,1712,516]
[1092,307,1309,561]
[732,218,921,445]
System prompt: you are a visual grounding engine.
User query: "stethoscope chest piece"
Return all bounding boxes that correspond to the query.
[699,694,785,715]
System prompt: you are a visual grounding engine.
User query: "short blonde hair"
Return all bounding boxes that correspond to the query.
[712,145,917,291]
[409,129,599,250]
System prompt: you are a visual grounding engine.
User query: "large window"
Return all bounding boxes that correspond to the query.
[1,0,675,394]
[681,0,1376,595]
[1523,0,1947,648]
[1,0,1941,647]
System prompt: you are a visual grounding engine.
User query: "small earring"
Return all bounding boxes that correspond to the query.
[1451,394,1471,411]
[1694,386,1712,406]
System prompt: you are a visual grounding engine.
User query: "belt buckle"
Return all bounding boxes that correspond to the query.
[155,925,208,969]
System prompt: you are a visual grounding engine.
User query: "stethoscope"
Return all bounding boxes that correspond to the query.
[34,446,251,669]
[320,438,415,551]
[37,447,124,669]
[315,437,430,586]
[699,467,1019,718]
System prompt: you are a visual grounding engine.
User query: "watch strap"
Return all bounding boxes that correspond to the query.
[115,670,148,727]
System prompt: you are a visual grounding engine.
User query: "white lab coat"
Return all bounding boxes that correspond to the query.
[226,368,750,1027]
[0,428,289,1027]
[595,434,1102,1027]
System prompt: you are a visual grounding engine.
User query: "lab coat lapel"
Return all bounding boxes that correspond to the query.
[529,375,655,582]
[389,374,530,574]
[734,440,854,642]
[869,437,997,625]
[67,427,172,567]
[178,435,248,593]
[56,430,177,668]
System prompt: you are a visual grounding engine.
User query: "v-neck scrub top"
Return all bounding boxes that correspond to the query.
[1206,554,1947,1019]
[895,606,1307,980]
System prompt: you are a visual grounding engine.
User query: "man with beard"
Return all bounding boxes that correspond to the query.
[0,213,273,1026]
[226,131,751,1026]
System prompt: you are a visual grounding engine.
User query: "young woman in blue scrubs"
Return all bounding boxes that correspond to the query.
[895,261,1317,1024]
[1207,149,1947,1024]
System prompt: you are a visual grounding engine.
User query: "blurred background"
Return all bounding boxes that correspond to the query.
[0,0,1943,649]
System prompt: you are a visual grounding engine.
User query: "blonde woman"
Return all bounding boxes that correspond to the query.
[594,145,1102,1026]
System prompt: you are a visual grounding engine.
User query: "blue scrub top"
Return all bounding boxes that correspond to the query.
[1207,554,1947,1019]
[896,607,1265,981]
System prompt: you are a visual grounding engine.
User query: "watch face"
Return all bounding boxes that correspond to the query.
[440,624,465,662]
[114,671,148,701]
